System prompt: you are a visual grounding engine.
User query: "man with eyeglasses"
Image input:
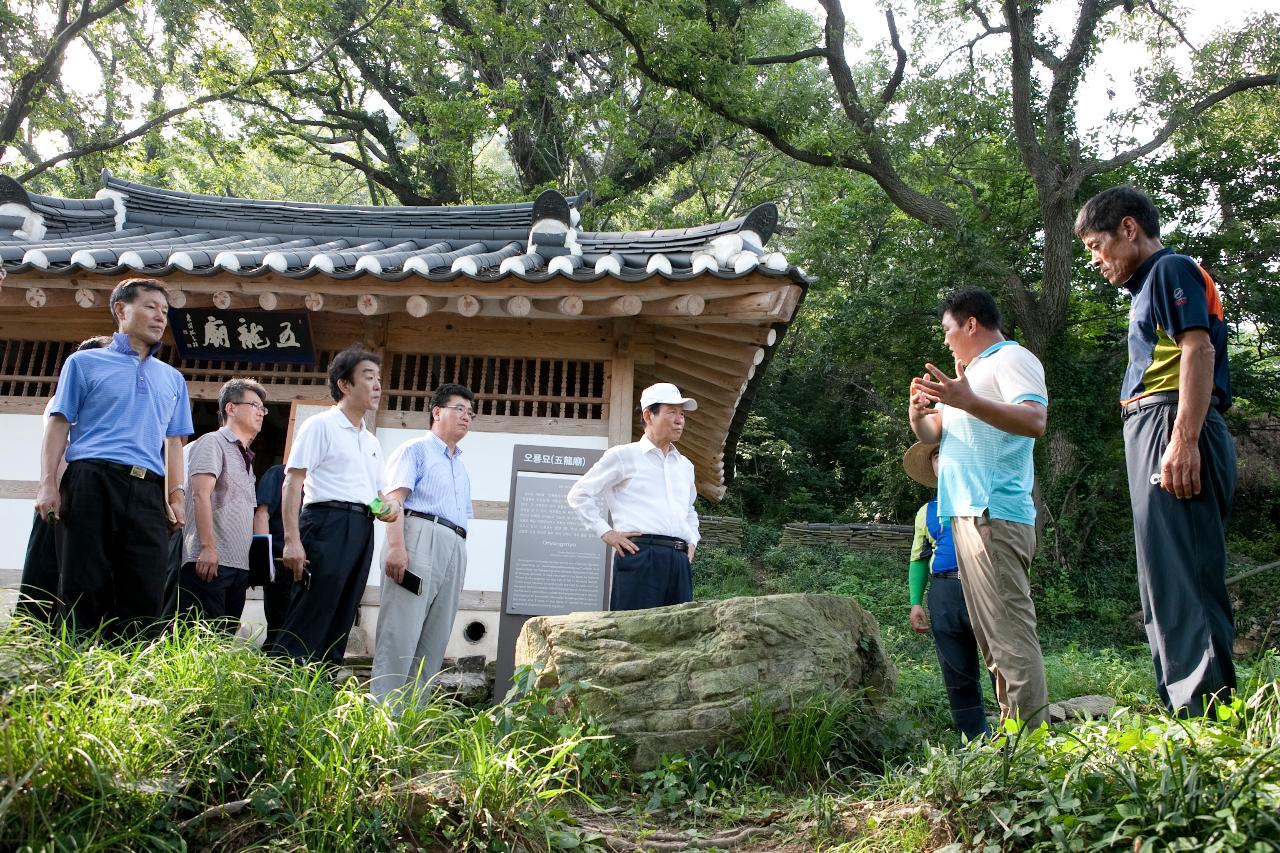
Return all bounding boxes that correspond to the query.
[371,383,475,709]
[170,378,268,629]
[568,382,700,611]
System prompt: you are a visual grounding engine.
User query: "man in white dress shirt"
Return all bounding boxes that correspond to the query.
[269,345,401,665]
[568,382,700,610]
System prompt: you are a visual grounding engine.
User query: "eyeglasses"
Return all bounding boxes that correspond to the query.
[440,404,477,420]
[233,400,269,415]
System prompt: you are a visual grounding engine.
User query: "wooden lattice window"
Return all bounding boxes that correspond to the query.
[0,339,78,397]
[385,353,606,419]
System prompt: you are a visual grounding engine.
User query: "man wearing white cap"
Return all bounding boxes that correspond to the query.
[568,382,700,610]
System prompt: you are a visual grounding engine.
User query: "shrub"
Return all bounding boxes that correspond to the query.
[898,654,1280,851]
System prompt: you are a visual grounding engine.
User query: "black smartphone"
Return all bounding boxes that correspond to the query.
[398,570,422,595]
[301,568,312,591]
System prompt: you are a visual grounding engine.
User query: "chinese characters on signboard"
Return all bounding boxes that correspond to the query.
[169,309,316,364]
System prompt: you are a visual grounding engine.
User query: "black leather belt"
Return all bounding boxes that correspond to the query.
[405,509,467,539]
[632,534,688,553]
[1121,392,1178,420]
[306,500,373,519]
[77,459,163,483]
[933,570,959,579]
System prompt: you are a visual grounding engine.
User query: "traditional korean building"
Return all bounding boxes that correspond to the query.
[0,170,808,657]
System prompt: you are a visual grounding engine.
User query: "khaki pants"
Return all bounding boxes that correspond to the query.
[951,514,1048,729]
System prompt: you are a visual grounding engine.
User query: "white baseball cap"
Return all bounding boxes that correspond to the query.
[639,382,697,411]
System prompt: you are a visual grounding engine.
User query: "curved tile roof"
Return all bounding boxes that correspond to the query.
[0,170,805,286]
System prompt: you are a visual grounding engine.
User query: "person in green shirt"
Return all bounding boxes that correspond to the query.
[905,441,990,739]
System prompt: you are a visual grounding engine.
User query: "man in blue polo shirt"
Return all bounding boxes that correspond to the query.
[36,278,193,638]
[1076,185,1237,715]
[371,382,475,709]
[910,288,1050,729]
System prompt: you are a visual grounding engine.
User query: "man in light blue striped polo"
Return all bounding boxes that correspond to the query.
[909,288,1049,730]
[371,383,475,709]
[36,278,193,639]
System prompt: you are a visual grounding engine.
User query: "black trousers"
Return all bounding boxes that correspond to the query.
[927,575,991,739]
[610,544,692,611]
[1124,403,1237,715]
[261,568,295,651]
[16,511,59,625]
[55,460,170,639]
[173,563,250,629]
[268,505,375,665]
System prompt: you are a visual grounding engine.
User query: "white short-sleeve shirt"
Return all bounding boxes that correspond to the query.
[286,406,386,505]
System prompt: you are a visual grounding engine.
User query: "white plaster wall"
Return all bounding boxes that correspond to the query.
[0,413,45,572]
[0,413,45,480]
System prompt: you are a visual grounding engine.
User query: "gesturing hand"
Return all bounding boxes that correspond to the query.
[914,361,978,412]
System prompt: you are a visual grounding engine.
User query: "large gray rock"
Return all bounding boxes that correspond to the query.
[515,593,896,768]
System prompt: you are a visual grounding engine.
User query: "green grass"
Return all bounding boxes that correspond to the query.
[0,618,623,851]
[5,544,1278,851]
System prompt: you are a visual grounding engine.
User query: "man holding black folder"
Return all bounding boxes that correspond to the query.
[371,383,475,709]
[172,378,267,629]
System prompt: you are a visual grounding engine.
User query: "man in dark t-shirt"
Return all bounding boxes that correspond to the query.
[1076,185,1237,716]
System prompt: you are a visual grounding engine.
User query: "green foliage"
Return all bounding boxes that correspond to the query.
[636,748,746,816]
[0,621,625,851]
[899,657,1280,851]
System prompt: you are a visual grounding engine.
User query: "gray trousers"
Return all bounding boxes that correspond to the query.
[1124,403,1237,714]
[370,515,467,709]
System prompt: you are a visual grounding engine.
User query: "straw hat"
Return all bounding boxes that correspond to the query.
[903,441,939,488]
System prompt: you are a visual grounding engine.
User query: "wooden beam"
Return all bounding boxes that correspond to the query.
[701,286,802,320]
[657,340,751,378]
[304,292,326,312]
[699,289,781,316]
[557,296,583,316]
[608,356,636,445]
[406,295,446,318]
[74,288,98,309]
[168,289,188,309]
[504,295,532,318]
[455,295,481,318]
[212,290,258,310]
[653,328,764,366]
[23,287,80,308]
[687,323,778,347]
[581,295,642,317]
[356,293,408,316]
[258,292,308,311]
[648,368,740,408]
[642,293,705,317]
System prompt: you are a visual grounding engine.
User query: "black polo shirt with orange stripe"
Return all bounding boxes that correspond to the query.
[1121,247,1231,413]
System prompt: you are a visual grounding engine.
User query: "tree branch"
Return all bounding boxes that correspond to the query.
[0,0,131,156]
[746,47,827,66]
[11,0,400,181]
[1145,0,1196,52]
[878,9,907,105]
[1087,73,1280,175]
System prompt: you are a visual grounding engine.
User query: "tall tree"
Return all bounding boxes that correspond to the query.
[578,0,1280,356]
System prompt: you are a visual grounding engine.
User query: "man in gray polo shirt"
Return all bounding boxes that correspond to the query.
[172,378,267,629]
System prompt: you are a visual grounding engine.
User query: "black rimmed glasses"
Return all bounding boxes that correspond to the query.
[233,400,269,416]
[441,404,477,420]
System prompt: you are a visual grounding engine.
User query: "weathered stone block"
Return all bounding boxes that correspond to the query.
[515,593,897,768]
